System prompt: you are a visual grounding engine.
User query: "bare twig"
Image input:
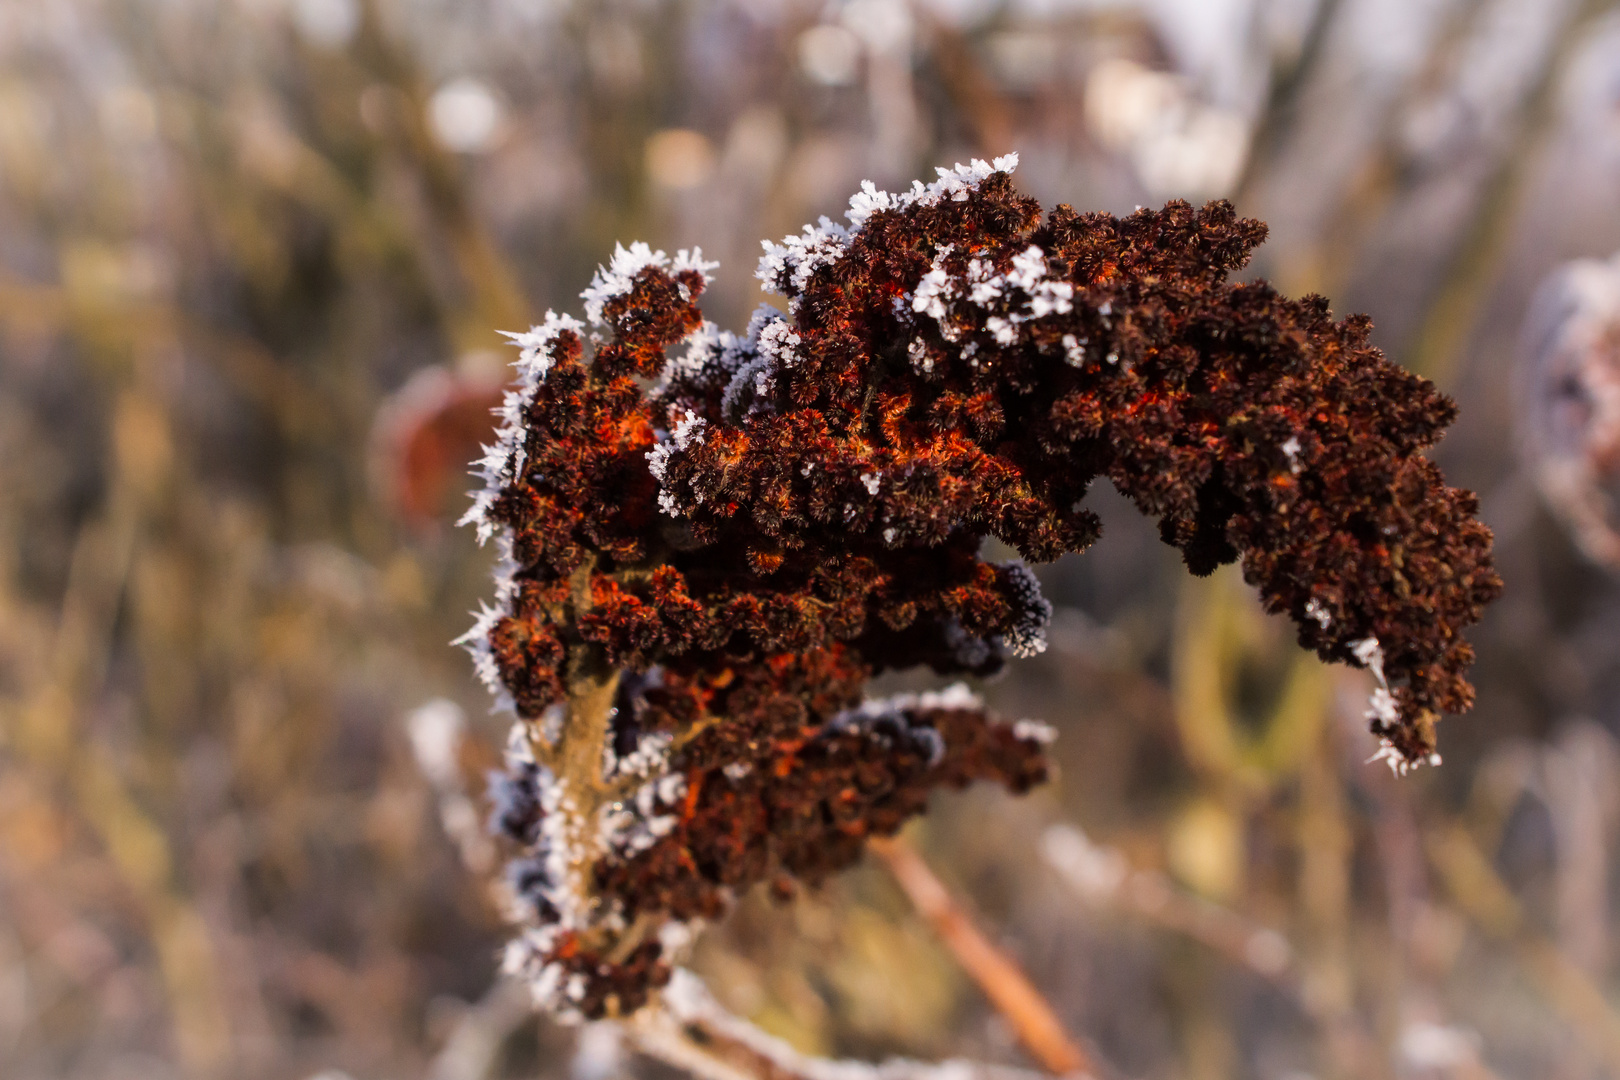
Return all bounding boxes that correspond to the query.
[869,835,1094,1078]
[630,968,1055,1080]
[1405,0,1618,383]
[922,19,1013,157]
[353,0,532,352]
[1350,698,1507,1080]
[1308,0,1492,300]
[1041,819,1383,1077]
[428,977,536,1080]
[1427,822,1620,1072]
[1040,825,1293,986]
[1230,0,1347,210]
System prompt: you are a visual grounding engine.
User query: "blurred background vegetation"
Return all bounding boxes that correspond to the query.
[4,0,1620,1077]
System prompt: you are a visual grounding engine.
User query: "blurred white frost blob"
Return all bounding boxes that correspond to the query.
[1398,1022,1481,1070]
[1086,58,1183,149]
[841,0,913,56]
[722,106,788,179]
[798,24,862,86]
[292,0,360,49]
[571,1021,624,1080]
[1343,0,1451,77]
[407,698,465,791]
[1006,0,1115,16]
[1134,105,1248,199]
[429,77,502,154]
[1084,57,1249,201]
[915,0,1000,26]
[406,698,496,873]
[1040,824,1127,900]
[1519,253,1620,570]
[645,128,716,190]
[495,0,567,25]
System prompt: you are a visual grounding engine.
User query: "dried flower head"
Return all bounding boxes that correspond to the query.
[461,156,1500,1018]
[1519,252,1620,570]
[372,364,507,530]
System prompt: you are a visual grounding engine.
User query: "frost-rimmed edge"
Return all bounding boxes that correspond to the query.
[454,311,586,712]
[756,154,1020,302]
[583,242,719,326]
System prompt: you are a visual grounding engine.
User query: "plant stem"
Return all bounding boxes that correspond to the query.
[869,835,1095,1078]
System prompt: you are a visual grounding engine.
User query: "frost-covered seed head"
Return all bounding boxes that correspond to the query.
[460,151,1499,1021]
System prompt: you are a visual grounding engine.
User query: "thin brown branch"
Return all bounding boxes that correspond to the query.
[869,835,1094,1078]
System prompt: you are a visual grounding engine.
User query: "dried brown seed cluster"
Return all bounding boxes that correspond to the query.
[461,156,1500,1019]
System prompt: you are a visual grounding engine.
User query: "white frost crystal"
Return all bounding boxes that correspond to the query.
[582,242,716,326]
[1352,636,1442,776]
